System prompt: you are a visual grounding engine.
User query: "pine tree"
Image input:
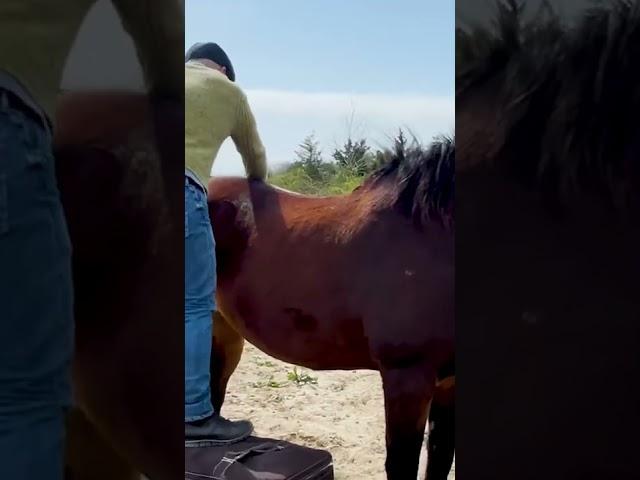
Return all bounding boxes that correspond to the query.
[332,138,372,176]
[294,133,324,180]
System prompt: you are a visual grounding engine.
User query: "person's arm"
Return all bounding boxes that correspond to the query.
[110,0,184,100]
[231,91,268,180]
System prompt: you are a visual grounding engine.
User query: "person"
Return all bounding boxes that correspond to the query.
[0,2,183,479]
[184,42,267,444]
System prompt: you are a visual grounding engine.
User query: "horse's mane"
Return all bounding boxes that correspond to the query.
[363,133,454,229]
[457,0,640,209]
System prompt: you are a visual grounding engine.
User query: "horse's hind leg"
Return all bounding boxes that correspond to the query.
[210,311,245,414]
[425,401,455,480]
[380,363,436,480]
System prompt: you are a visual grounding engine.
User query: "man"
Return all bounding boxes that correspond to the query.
[0,2,183,479]
[184,42,267,444]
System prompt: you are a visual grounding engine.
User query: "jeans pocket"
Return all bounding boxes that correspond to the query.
[27,150,59,199]
[26,148,70,257]
[186,184,209,236]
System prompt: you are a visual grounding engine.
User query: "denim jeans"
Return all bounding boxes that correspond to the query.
[0,92,73,479]
[184,175,216,422]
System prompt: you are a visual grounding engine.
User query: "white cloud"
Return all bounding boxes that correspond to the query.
[247,89,453,121]
[213,89,454,176]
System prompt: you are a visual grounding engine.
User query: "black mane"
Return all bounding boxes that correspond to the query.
[457,0,640,210]
[364,133,455,229]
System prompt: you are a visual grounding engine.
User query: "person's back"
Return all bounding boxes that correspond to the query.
[185,63,234,180]
[185,60,267,183]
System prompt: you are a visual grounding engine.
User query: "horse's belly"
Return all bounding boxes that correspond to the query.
[218,297,376,371]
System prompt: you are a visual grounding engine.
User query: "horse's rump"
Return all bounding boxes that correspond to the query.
[55,92,151,147]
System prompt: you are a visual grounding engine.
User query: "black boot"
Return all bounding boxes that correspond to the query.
[185,413,253,447]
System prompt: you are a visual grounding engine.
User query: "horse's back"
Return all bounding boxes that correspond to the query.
[208,176,322,203]
[55,91,151,147]
[207,176,437,273]
[208,176,384,223]
[208,176,251,201]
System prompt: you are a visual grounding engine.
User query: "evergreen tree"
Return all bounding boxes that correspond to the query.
[332,137,372,176]
[294,133,324,180]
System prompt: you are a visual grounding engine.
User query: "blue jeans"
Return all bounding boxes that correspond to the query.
[184,176,216,422]
[0,93,73,479]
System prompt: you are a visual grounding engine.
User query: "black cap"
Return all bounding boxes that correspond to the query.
[185,42,236,82]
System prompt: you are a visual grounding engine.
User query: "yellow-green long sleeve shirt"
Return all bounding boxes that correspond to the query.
[185,61,267,183]
[0,0,184,125]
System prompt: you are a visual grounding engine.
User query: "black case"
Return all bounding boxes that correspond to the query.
[185,436,334,480]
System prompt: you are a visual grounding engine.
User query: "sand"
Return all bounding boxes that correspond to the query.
[222,343,455,480]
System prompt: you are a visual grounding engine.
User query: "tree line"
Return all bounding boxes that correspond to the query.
[269,132,388,195]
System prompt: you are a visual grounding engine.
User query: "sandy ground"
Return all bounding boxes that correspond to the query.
[222,343,455,480]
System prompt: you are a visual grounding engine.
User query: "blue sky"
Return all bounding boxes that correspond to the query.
[186,0,454,175]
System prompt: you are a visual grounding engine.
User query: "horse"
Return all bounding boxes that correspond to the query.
[206,135,455,480]
[456,2,640,478]
[53,91,183,480]
[426,367,455,479]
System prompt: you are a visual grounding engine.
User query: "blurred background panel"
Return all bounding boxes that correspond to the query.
[63,0,143,91]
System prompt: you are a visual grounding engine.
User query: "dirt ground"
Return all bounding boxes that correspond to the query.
[222,343,455,480]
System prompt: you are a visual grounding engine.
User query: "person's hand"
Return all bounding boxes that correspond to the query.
[247,174,266,182]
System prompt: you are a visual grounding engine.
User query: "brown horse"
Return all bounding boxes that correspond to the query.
[207,136,455,480]
[53,91,183,480]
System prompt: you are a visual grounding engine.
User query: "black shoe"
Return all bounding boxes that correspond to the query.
[185,413,253,447]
